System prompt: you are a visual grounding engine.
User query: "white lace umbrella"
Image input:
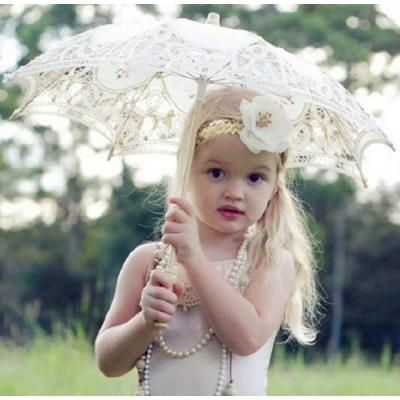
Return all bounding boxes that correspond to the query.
[4,12,394,190]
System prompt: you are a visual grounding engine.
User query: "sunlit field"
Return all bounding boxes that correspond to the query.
[1,330,399,396]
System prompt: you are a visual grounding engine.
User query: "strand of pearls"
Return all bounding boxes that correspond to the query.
[215,344,228,395]
[228,239,249,290]
[143,343,153,396]
[158,327,215,358]
[141,239,249,396]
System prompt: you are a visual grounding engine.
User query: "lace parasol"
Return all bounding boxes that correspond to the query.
[4,13,394,188]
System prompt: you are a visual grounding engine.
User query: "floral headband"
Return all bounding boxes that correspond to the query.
[196,96,293,154]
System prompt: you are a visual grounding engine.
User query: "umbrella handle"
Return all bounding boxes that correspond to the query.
[170,80,207,198]
[155,80,207,329]
[154,266,179,328]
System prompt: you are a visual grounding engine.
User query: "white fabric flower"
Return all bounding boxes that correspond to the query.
[239,96,293,154]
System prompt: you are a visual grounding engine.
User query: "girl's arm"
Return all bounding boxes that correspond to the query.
[94,243,182,377]
[162,198,295,356]
[181,249,295,356]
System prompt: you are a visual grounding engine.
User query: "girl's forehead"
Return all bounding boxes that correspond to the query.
[194,135,280,168]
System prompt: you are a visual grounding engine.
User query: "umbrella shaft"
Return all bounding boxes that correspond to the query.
[167,80,207,270]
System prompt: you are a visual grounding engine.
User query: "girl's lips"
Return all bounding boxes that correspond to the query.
[217,206,244,219]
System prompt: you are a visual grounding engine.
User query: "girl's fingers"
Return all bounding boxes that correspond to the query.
[144,293,177,316]
[168,197,195,218]
[164,206,187,224]
[141,274,180,325]
[147,270,179,307]
[162,198,196,238]
[142,300,174,325]
[161,221,180,235]
[149,269,174,290]
[173,281,184,300]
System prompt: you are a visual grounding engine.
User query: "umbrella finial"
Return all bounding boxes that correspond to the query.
[206,13,220,26]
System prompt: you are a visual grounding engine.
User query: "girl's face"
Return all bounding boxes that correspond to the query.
[190,134,279,241]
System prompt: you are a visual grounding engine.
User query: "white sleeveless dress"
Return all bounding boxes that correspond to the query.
[144,259,276,396]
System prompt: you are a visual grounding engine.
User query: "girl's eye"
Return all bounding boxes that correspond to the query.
[248,173,264,183]
[208,168,225,179]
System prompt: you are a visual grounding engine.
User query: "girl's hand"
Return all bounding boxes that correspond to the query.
[162,197,203,266]
[140,269,183,326]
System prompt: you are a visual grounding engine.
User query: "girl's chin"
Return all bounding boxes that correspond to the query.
[198,220,248,238]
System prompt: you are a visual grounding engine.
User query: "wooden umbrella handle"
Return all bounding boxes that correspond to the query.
[154,267,179,328]
[153,81,207,329]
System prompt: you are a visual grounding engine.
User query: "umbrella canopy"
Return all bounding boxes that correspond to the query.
[4,12,394,188]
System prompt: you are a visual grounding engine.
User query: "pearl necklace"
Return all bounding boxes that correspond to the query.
[136,239,249,396]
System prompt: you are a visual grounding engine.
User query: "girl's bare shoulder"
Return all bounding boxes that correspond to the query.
[120,242,167,280]
[110,242,167,311]
[123,242,161,270]
[126,241,162,262]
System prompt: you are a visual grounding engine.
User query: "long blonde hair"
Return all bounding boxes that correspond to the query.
[169,86,319,345]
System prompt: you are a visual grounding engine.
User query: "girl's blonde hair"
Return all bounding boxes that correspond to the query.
[169,86,319,345]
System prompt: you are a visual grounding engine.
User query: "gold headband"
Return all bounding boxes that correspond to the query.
[196,118,244,147]
[195,117,287,166]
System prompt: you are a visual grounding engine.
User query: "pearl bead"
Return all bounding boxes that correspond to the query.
[241,274,250,286]
[223,382,237,396]
[136,359,146,371]
[153,249,164,261]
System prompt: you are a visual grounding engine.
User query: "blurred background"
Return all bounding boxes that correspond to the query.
[0,4,399,395]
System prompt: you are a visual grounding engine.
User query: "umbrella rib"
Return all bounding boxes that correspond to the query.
[107,75,157,158]
[10,69,68,119]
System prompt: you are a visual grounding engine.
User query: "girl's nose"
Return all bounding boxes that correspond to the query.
[223,180,244,200]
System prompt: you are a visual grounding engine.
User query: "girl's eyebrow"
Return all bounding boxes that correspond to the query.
[204,159,274,174]
[204,158,224,165]
[255,165,272,171]
[250,164,274,175]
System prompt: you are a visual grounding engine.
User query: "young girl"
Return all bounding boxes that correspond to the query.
[94,87,319,396]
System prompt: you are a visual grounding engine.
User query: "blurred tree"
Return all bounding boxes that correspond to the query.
[345,185,400,355]
[0,4,115,337]
[86,164,165,322]
[179,4,400,93]
[0,173,164,338]
[293,173,357,353]
[1,4,399,355]
[0,5,118,271]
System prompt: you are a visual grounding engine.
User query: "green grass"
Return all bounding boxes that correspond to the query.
[1,330,399,396]
[268,345,400,396]
[0,329,135,396]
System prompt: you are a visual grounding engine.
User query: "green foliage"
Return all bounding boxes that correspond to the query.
[345,191,400,350]
[1,4,399,358]
[0,168,165,340]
